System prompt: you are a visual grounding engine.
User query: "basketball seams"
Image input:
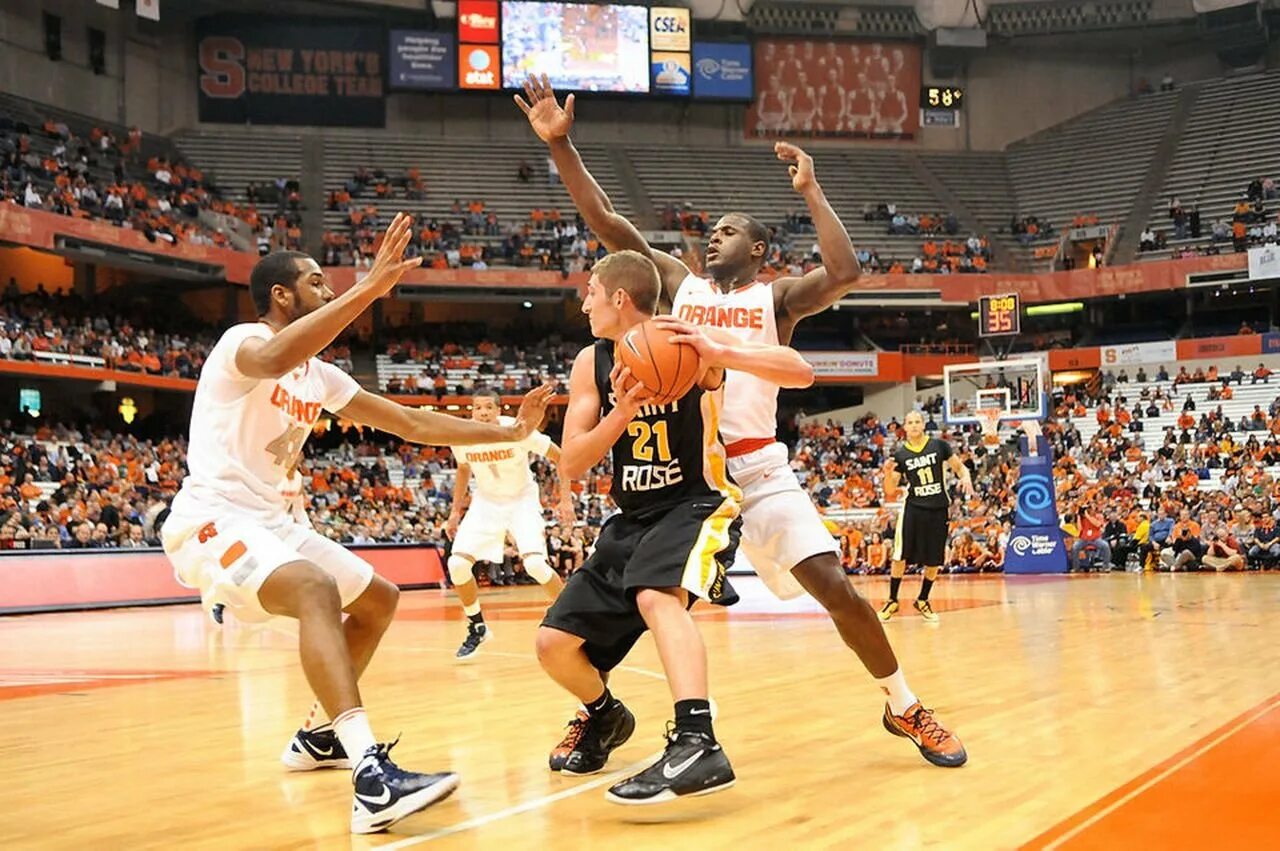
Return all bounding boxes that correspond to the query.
[638,321,669,402]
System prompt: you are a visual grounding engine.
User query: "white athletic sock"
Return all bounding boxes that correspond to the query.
[463,601,482,618]
[333,707,377,766]
[302,701,328,731]
[876,668,919,716]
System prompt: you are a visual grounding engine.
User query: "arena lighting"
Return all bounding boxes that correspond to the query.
[446,404,460,411]
[522,300,533,308]
[118,397,137,424]
[967,301,1083,319]
[1026,302,1084,316]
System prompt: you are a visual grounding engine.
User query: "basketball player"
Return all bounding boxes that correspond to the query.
[516,76,966,767]
[446,388,576,660]
[161,214,556,833]
[538,250,815,803]
[879,411,974,623]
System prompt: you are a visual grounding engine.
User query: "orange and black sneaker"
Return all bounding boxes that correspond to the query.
[549,710,590,772]
[882,702,967,767]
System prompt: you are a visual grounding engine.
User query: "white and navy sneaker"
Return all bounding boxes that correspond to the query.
[280,725,352,771]
[455,622,489,661]
[604,724,734,805]
[350,741,459,834]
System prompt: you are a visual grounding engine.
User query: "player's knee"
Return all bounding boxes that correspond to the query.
[353,574,398,622]
[634,587,681,619]
[523,553,555,584]
[535,626,576,665]
[293,563,342,610]
[448,554,477,586]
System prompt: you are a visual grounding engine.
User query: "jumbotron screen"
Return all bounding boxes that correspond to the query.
[500,1,650,93]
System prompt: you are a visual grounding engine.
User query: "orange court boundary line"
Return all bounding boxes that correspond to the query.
[1020,690,1280,849]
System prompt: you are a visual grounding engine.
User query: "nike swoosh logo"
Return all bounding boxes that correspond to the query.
[689,708,711,715]
[355,784,392,806]
[310,744,334,757]
[662,751,703,779]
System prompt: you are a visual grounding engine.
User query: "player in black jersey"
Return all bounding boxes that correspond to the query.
[880,410,974,623]
[538,249,815,805]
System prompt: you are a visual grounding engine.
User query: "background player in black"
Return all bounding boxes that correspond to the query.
[881,410,974,623]
[538,250,815,804]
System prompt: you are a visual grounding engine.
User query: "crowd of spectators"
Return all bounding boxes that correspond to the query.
[1141,181,1279,255]
[381,324,581,395]
[0,113,273,253]
[0,283,215,379]
[325,168,602,272]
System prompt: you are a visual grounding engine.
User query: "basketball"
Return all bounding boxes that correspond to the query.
[615,319,703,406]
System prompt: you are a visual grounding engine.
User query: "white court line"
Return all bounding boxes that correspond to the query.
[1041,697,1280,850]
[371,646,670,844]
[377,753,662,848]
[387,646,668,682]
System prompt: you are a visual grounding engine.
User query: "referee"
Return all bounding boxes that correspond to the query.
[880,410,974,623]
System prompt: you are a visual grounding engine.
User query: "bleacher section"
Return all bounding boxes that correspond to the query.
[374,354,571,393]
[173,129,304,207]
[322,134,632,247]
[1005,89,1179,257]
[1068,376,1280,490]
[918,151,1023,266]
[1138,70,1280,261]
[625,143,963,268]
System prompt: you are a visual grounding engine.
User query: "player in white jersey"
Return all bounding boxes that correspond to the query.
[446,388,576,659]
[517,75,967,767]
[161,214,556,832]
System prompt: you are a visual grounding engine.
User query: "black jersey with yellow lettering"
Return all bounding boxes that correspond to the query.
[893,437,954,509]
[593,340,735,518]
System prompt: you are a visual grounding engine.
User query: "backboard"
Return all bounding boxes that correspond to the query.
[943,358,1048,425]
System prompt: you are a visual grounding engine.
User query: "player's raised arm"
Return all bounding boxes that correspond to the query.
[236,214,421,379]
[515,74,689,300]
[558,346,651,480]
[335,384,555,447]
[652,317,816,389]
[769,143,863,323]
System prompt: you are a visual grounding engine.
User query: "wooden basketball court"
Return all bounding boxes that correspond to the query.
[2,573,1276,849]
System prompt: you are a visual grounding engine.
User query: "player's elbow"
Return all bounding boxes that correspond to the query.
[781,360,815,389]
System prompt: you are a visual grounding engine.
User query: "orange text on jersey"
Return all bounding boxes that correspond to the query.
[270,384,323,424]
[465,448,516,464]
[677,304,765,330]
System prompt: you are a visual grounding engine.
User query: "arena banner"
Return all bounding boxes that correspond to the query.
[1100,341,1178,367]
[196,17,386,127]
[389,31,455,91]
[1263,332,1280,354]
[803,351,879,378]
[692,42,753,101]
[1247,244,1280,281]
[745,39,921,140]
[0,546,444,614]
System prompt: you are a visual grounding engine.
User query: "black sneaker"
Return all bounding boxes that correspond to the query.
[604,724,735,805]
[560,701,637,776]
[280,725,351,771]
[349,741,459,834]
[455,623,489,661]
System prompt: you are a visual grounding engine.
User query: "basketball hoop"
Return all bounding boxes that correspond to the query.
[977,408,1002,446]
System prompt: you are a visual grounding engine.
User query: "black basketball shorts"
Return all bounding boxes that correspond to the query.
[892,503,950,567]
[541,497,741,672]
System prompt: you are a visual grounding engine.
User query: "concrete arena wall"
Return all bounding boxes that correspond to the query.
[0,4,1260,150]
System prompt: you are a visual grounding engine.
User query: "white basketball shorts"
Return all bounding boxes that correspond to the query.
[161,511,374,624]
[728,442,839,600]
[451,492,547,564]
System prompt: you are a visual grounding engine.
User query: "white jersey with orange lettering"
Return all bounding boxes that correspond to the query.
[161,322,374,624]
[670,272,836,600]
[449,417,553,563]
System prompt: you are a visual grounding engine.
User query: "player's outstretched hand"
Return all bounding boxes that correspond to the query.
[609,363,654,417]
[555,496,576,528]
[511,383,556,439]
[651,316,726,366]
[775,141,816,194]
[358,213,422,297]
[514,74,575,143]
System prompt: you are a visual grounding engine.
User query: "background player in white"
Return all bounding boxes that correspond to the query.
[161,214,555,832]
[517,76,966,767]
[446,388,576,659]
